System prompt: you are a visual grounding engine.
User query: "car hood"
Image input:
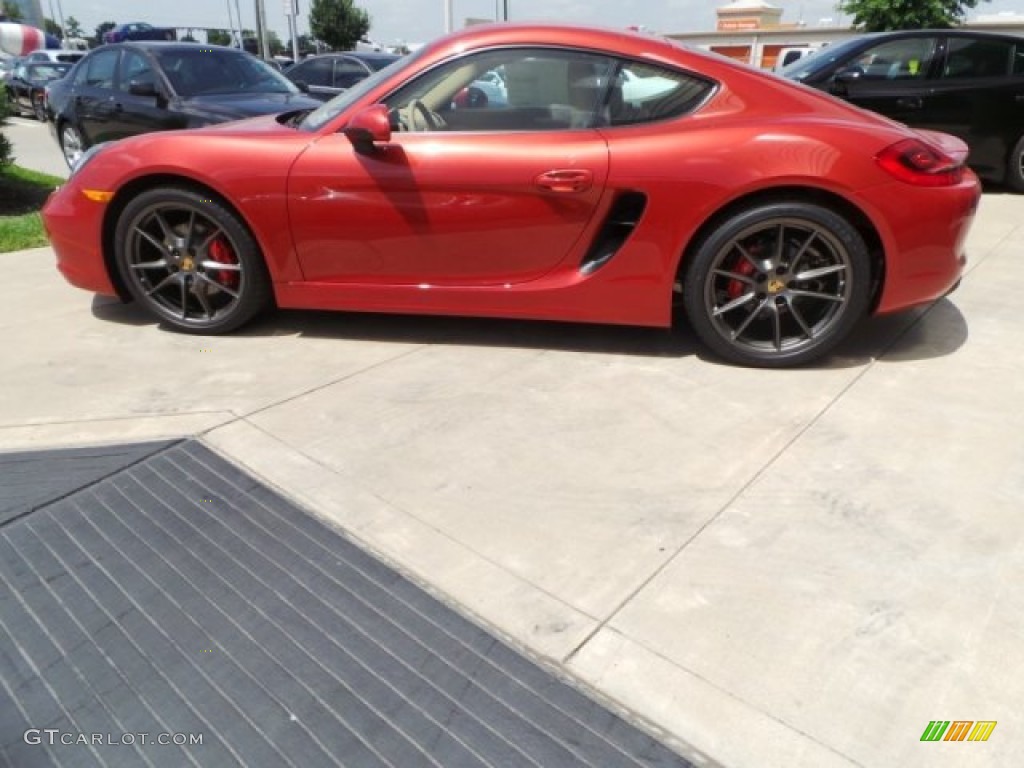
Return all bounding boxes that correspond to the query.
[181,92,322,121]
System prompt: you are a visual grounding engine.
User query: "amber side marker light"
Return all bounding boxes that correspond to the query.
[82,189,115,203]
[876,139,963,187]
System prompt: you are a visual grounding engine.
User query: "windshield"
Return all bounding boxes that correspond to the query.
[778,37,868,81]
[155,49,300,98]
[299,49,424,131]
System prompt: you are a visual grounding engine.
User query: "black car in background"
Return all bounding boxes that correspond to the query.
[46,42,321,168]
[283,52,400,101]
[781,29,1024,190]
[5,61,72,120]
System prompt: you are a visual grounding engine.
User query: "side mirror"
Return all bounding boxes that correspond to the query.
[293,79,310,94]
[344,104,391,152]
[129,79,160,98]
[834,66,864,85]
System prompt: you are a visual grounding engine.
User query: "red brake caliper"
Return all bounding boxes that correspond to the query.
[727,257,756,299]
[208,238,239,289]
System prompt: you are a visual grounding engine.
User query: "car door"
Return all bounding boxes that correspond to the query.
[288,48,614,286]
[922,35,1023,179]
[288,57,336,100]
[71,48,121,145]
[108,48,184,140]
[828,36,941,128]
[334,57,372,90]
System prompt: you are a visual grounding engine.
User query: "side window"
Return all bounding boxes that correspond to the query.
[335,58,369,89]
[849,38,938,80]
[290,58,332,87]
[82,50,119,89]
[1015,46,1024,76]
[611,62,713,126]
[119,51,155,91]
[384,48,616,132]
[942,37,1012,79]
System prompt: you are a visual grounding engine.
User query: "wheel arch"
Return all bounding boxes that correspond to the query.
[675,186,886,311]
[101,174,265,303]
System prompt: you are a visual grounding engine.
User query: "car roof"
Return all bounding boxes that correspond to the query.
[110,41,247,52]
[301,52,400,61]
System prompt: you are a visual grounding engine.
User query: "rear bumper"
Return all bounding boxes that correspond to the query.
[867,172,981,314]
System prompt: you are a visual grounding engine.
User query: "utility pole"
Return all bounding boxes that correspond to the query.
[254,0,270,58]
[226,0,238,47]
[444,0,453,33]
[286,0,299,62]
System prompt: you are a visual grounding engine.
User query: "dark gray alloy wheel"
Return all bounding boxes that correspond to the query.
[59,122,85,168]
[114,187,272,334]
[682,201,871,367]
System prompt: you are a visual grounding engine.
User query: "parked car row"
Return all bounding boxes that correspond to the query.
[43,42,321,167]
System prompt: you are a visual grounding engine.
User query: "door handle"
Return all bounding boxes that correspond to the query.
[534,169,593,193]
[896,96,923,109]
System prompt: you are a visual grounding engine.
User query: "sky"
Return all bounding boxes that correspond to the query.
[44,0,1024,47]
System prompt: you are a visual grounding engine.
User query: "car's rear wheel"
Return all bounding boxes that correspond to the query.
[59,123,86,168]
[1006,136,1024,193]
[32,92,46,121]
[114,187,272,334]
[682,201,871,368]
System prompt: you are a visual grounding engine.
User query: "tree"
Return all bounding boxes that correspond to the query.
[64,16,83,39]
[95,21,117,46]
[309,0,370,51]
[287,33,316,56]
[44,18,63,38]
[837,0,990,31]
[208,29,233,46]
[266,30,285,55]
[1,1,23,22]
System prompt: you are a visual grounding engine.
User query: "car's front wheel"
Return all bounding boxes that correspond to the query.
[32,92,46,122]
[113,187,272,334]
[59,123,86,168]
[1006,135,1024,193]
[682,201,871,368]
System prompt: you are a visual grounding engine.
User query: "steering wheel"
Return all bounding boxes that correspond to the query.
[408,99,444,131]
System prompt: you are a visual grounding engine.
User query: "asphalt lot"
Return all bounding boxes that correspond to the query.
[3,115,1023,767]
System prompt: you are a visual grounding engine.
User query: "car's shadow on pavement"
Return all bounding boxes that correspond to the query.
[90,295,967,367]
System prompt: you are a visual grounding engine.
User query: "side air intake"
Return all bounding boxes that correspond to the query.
[579,191,648,275]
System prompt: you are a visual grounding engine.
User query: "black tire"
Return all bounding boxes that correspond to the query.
[32,92,46,122]
[682,201,871,368]
[1006,136,1024,193]
[59,122,86,168]
[114,187,272,334]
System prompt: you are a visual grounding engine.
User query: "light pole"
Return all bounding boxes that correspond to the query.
[444,0,453,33]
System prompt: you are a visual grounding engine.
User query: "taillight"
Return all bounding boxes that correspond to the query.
[876,138,964,187]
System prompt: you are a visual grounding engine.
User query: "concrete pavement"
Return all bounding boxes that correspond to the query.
[4,117,1023,767]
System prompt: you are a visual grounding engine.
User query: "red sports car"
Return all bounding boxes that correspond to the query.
[42,23,980,367]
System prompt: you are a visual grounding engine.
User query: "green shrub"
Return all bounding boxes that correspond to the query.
[0,90,13,168]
